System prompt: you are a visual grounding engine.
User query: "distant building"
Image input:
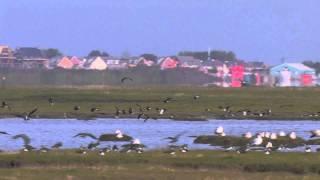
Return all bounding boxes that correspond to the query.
[177,56,202,68]
[56,56,74,69]
[105,57,128,70]
[159,57,179,70]
[0,45,16,67]
[270,63,316,87]
[85,56,107,70]
[15,47,49,69]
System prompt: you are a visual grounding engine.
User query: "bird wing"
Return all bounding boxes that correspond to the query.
[121,77,133,83]
[73,133,97,140]
[0,131,9,135]
[12,134,31,145]
[28,108,38,116]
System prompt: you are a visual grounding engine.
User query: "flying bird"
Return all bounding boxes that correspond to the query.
[0,131,9,135]
[18,107,38,120]
[51,142,63,149]
[163,97,173,103]
[12,134,31,145]
[73,133,97,140]
[121,77,133,83]
[164,131,187,144]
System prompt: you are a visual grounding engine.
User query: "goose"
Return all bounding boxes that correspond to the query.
[243,132,252,139]
[215,126,224,136]
[310,129,320,138]
[289,132,297,140]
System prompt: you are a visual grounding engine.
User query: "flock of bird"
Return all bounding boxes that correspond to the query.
[213,126,320,154]
[0,77,320,156]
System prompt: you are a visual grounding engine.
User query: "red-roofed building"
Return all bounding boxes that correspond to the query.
[57,56,74,69]
[159,57,179,70]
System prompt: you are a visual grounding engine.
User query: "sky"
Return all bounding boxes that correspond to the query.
[1,0,320,64]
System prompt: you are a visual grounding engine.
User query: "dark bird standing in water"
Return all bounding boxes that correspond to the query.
[121,77,133,83]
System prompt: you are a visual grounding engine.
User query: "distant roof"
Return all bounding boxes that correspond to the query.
[284,63,314,71]
[15,47,44,58]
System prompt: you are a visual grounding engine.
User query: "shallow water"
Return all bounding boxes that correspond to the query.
[0,118,319,151]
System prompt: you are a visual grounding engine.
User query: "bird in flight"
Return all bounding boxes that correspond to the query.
[73,133,97,140]
[18,107,38,120]
[12,134,31,145]
[121,77,133,83]
[163,97,173,103]
[164,131,187,144]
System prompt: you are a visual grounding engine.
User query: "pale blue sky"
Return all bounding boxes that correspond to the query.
[1,0,320,64]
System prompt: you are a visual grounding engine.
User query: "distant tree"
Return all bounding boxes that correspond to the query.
[88,50,109,58]
[303,60,320,74]
[140,53,158,62]
[178,50,236,61]
[44,48,62,58]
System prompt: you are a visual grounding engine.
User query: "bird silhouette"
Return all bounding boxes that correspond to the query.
[48,97,54,106]
[163,97,173,103]
[12,134,31,145]
[73,133,97,140]
[51,142,63,149]
[164,131,187,144]
[121,77,133,83]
